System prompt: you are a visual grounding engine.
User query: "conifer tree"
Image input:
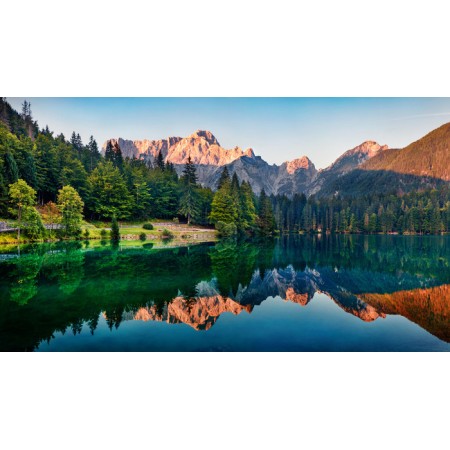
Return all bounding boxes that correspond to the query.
[110,215,120,241]
[4,152,19,185]
[87,135,100,170]
[209,176,238,225]
[70,131,78,149]
[179,156,200,225]
[217,166,230,190]
[178,185,200,225]
[230,172,243,230]
[239,181,258,232]
[182,156,198,185]
[156,151,165,171]
[21,101,35,139]
[257,190,276,236]
[104,140,124,172]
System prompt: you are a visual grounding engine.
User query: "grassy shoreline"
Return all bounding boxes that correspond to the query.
[0,220,218,245]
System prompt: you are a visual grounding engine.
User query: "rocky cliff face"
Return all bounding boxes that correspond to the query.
[103,130,317,195]
[103,130,255,167]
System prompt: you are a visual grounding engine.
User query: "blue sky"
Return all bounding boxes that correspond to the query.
[7,97,450,169]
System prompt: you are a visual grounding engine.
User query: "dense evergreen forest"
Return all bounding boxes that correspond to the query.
[0,98,275,239]
[1,98,449,240]
[363,122,450,181]
[271,188,450,234]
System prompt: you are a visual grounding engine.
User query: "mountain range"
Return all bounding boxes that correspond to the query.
[103,122,450,197]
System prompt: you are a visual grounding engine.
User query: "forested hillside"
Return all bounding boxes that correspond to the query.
[0,98,276,240]
[0,99,212,223]
[362,122,450,181]
[317,122,450,198]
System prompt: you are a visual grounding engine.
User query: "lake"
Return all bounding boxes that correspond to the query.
[0,235,449,351]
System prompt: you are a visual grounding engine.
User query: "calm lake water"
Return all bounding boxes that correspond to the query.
[0,235,449,351]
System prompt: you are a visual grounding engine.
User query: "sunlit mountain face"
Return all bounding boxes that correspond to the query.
[0,235,449,351]
[102,122,450,197]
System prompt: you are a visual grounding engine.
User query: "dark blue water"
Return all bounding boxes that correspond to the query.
[0,235,449,351]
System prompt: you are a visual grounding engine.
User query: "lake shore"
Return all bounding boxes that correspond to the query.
[0,220,218,245]
[2,222,449,245]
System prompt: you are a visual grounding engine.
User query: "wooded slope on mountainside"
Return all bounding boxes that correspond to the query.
[361,122,450,181]
[315,122,450,197]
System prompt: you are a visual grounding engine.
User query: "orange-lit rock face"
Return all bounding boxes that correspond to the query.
[104,131,255,167]
[285,287,310,306]
[133,296,252,330]
[285,157,314,174]
[348,141,389,159]
[361,285,450,342]
[353,304,384,322]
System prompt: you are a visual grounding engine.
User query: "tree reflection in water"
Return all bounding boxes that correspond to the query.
[0,235,449,351]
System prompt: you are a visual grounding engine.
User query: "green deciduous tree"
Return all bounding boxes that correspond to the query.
[57,185,84,237]
[9,179,40,241]
[22,206,45,240]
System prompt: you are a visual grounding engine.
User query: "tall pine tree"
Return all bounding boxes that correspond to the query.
[209,173,238,225]
[178,156,200,225]
[217,166,230,190]
[104,140,124,172]
[257,190,276,236]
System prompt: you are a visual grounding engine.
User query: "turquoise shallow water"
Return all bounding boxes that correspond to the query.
[0,235,449,351]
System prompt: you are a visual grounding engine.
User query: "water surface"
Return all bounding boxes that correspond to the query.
[0,235,449,351]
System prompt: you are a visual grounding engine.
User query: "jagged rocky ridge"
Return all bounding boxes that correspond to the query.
[104,122,450,196]
[104,130,386,196]
[104,130,319,195]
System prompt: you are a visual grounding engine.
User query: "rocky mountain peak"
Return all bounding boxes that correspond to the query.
[328,140,389,172]
[189,130,220,146]
[285,156,315,174]
[350,141,389,158]
[244,148,255,158]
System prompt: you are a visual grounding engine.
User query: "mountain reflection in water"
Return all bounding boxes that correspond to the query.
[0,235,449,351]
